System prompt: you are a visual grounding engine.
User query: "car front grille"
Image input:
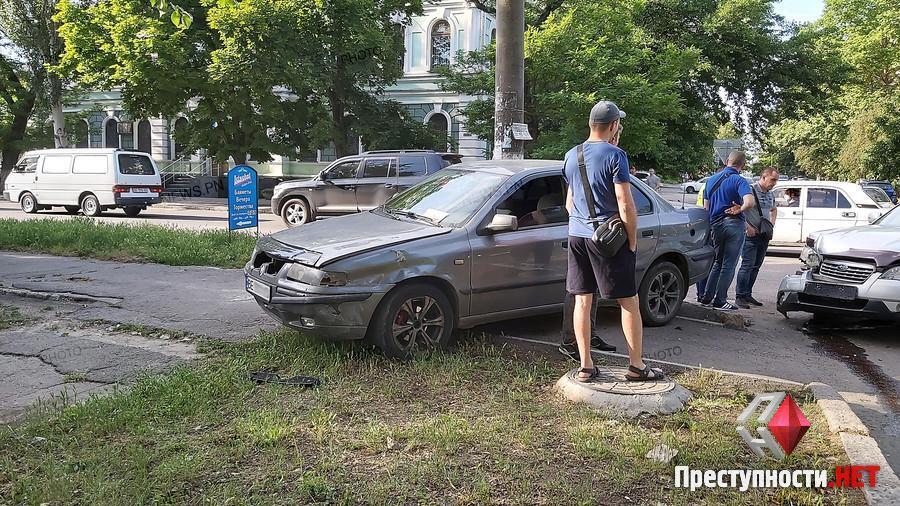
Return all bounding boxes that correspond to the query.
[817,259,875,284]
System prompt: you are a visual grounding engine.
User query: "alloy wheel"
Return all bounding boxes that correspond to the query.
[285,203,306,225]
[391,296,445,351]
[647,270,681,319]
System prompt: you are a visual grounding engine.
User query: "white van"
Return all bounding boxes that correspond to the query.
[3,148,162,217]
[771,180,894,245]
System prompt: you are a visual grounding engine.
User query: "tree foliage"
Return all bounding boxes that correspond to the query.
[56,0,425,163]
[762,0,900,182]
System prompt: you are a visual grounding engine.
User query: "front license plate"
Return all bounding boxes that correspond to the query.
[804,282,857,300]
[131,187,149,193]
[246,277,271,301]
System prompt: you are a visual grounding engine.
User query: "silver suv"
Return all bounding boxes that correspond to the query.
[271,150,460,227]
[777,205,900,320]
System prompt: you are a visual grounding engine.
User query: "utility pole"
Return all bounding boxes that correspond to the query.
[493,0,526,159]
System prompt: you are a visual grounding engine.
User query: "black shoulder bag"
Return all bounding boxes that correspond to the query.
[577,144,627,257]
[751,186,774,241]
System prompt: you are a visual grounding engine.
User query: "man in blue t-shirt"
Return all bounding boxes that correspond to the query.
[561,100,663,383]
[699,151,755,310]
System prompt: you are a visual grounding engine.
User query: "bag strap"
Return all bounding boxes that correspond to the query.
[751,186,764,218]
[576,144,599,230]
[704,172,733,201]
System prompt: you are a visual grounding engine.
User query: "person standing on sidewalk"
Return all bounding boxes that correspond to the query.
[646,169,661,191]
[700,151,755,311]
[735,167,779,308]
[562,100,663,382]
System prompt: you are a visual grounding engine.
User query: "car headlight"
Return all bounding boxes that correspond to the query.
[881,266,900,280]
[286,263,347,286]
[800,247,821,269]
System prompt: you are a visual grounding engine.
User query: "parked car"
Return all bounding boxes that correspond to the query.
[681,176,710,194]
[634,171,650,181]
[777,205,900,321]
[3,148,162,217]
[271,150,460,227]
[770,181,893,245]
[859,179,897,204]
[245,159,714,358]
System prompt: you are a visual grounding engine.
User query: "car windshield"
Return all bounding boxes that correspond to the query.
[863,187,891,203]
[876,206,900,226]
[382,168,508,227]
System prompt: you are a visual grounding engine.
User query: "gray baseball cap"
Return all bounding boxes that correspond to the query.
[589,101,626,124]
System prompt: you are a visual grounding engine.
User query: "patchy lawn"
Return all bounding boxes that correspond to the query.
[0,330,863,505]
[0,218,255,268]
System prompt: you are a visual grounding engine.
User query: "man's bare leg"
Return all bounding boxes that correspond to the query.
[574,293,594,377]
[618,295,646,371]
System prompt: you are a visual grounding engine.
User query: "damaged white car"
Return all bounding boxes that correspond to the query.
[777,205,900,320]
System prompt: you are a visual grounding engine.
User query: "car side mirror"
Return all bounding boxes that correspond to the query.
[484,213,518,233]
[868,211,881,224]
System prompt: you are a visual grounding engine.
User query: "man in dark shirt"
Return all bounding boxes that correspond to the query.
[562,101,663,382]
[700,151,756,310]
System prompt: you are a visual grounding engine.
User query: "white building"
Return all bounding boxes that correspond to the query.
[64,1,495,172]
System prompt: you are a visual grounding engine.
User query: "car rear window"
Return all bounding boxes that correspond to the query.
[118,154,156,175]
[398,156,427,177]
[863,187,891,203]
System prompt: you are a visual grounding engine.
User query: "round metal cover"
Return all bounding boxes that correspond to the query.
[567,366,676,395]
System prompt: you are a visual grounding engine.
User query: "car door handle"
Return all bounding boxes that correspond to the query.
[384,184,395,189]
[641,230,654,238]
[340,185,355,191]
[792,210,802,215]
[841,211,856,218]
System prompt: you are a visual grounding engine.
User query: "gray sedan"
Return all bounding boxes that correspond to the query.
[245,160,714,358]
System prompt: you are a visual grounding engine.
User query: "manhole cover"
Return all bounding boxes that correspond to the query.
[567,366,676,395]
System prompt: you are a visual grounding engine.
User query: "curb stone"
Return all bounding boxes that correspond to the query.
[807,382,900,504]
[676,302,750,330]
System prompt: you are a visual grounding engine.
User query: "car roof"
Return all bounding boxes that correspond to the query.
[22,148,140,156]
[449,159,562,176]
[774,180,863,189]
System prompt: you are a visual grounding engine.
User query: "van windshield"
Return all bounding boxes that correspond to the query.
[118,154,156,175]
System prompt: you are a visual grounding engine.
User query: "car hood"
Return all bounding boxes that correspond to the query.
[275,177,318,191]
[260,211,451,267]
[812,225,900,267]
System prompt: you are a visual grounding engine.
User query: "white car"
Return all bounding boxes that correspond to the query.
[770,181,893,245]
[681,176,710,194]
[3,148,162,217]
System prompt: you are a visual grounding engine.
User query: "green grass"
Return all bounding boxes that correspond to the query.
[0,218,255,268]
[0,330,863,505]
[0,304,32,330]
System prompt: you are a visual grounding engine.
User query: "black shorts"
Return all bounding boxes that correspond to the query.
[566,235,637,299]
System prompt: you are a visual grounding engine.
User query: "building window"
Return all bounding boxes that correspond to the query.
[104,118,119,148]
[75,120,89,148]
[430,20,451,70]
[137,120,152,153]
[490,28,496,44]
[427,113,449,150]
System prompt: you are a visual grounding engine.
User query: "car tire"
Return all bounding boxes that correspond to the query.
[368,282,455,360]
[281,198,313,227]
[123,206,142,218]
[685,186,696,194]
[638,261,685,327]
[80,194,102,217]
[64,205,80,215]
[20,192,38,214]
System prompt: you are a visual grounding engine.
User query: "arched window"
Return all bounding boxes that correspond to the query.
[427,113,449,150]
[430,20,451,70]
[75,120,90,148]
[173,117,189,158]
[137,120,152,153]
[104,118,119,148]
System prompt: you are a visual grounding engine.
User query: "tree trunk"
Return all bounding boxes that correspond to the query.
[0,91,37,192]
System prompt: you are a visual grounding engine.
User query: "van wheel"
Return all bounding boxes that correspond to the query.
[20,192,38,213]
[123,206,142,218]
[638,261,685,327]
[64,206,80,215]
[80,194,102,217]
[368,283,455,360]
[281,198,312,227]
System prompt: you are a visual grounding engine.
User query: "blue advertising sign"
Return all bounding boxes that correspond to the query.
[228,165,258,231]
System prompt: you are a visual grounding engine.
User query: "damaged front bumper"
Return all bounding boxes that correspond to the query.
[777,270,900,320]
[243,255,391,341]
